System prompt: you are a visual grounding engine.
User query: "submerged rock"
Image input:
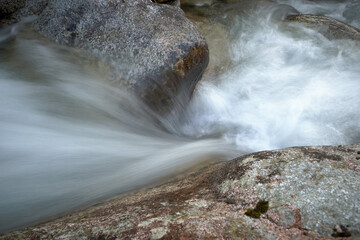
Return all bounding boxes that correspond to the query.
[2,144,359,239]
[286,14,360,41]
[1,0,209,113]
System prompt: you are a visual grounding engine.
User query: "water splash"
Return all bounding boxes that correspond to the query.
[181,1,360,151]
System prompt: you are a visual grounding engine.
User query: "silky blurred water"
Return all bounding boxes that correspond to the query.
[1,0,360,233]
[0,26,235,232]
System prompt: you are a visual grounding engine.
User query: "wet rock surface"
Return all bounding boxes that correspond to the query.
[0,0,26,22]
[286,14,360,41]
[33,0,208,113]
[2,144,359,239]
[0,0,48,25]
[1,0,209,113]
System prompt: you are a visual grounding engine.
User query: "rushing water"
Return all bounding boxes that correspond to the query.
[1,0,360,233]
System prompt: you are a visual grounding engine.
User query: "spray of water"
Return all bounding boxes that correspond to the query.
[181,1,360,151]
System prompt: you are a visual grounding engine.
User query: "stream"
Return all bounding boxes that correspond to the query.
[1,0,360,233]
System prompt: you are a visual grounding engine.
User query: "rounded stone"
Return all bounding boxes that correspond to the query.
[286,14,360,41]
[31,0,209,113]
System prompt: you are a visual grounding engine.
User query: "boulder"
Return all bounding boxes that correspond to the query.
[2,144,359,239]
[1,0,209,113]
[33,0,208,113]
[286,14,360,41]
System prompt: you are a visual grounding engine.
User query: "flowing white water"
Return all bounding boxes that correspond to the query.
[0,27,235,232]
[1,0,360,233]
[181,0,360,151]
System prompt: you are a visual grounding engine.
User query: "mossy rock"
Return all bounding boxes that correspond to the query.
[245,200,269,218]
[245,209,261,218]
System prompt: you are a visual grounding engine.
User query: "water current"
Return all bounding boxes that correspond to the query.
[1,0,360,233]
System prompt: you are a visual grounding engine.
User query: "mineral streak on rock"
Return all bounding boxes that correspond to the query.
[1,144,359,239]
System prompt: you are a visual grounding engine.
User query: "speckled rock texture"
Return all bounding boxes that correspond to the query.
[29,0,208,113]
[0,0,48,25]
[0,0,208,113]
[0,0,26,21]
[286,14,360,41]
[2,144,359,239]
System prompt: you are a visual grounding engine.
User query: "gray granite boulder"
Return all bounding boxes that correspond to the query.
[1,0,209,113]
[286,14,360,41]
[217,145,360,238]
[2,144,359,239]
[33,0,208,113]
